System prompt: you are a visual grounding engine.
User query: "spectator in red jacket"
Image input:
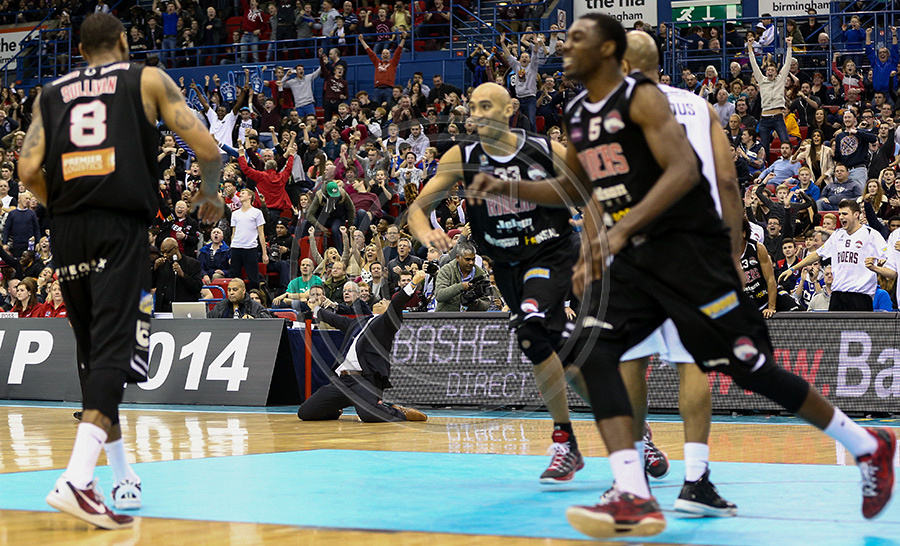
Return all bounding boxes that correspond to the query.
[37,280,67,317]
[238,139,297,219]
[10,277,41,318]
[358,31,407,108]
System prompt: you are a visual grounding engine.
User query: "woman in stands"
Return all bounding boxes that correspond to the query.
[38,280,67,318]
[248,288,270,308]
[796,129,834,188]
[859,179,889,218]
[10,277,41,318]
[36,266,54,302]
[36,236,52,268]
[309,234,350,278]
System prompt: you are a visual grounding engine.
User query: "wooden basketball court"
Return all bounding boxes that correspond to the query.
[0,404,895,545]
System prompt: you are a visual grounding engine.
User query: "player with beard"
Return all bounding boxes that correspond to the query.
[471,14,895,539]
[409,82,591,485]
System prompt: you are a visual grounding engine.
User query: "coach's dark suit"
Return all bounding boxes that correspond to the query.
[297,284,414,422]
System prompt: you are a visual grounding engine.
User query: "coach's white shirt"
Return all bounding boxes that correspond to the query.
[817,225,888,296]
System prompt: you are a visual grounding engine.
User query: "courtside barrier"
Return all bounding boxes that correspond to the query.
[0,318,298,406]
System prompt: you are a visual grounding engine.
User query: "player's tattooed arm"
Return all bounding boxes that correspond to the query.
[18,92,47,204]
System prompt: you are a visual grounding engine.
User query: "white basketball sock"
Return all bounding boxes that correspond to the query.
[610,449,651,499]
[63,423,107,489]
[824,409,877,458]
[683,442,709,482]
[104,439,139,483]
[634,440,645,465]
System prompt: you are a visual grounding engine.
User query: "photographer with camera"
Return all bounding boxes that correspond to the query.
[152,237,204,313]
[434,240,491,311]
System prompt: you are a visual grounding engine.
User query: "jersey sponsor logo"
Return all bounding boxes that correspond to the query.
[733,336,759,362]
[496,217,533,231]
[702,358,729,368]
[523,267,550,282]
[484,233,518,248]
[61,147,116,181]
[570,127,583,142]
[577,143,630,182]
[524,228,559,245]
[527,164,548,180]
[700,290,739,319]
[855,240,863,248]
[486,193,537,217]
[60,75,118,103]
[603,110,625,134]
[838,251,859,264]
[603,207,631,227]
[593,183,630,202]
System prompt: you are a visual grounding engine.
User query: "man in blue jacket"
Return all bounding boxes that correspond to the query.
[3,191,40,258]
[865,26,899,95]
[198,227,231,284]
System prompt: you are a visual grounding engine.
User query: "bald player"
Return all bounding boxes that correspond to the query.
[409,83,591,485]
[616,30,739,516]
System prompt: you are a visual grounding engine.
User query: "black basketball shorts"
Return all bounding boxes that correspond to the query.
[52,212,152,384]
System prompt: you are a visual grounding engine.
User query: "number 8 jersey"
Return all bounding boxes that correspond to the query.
[39,62,160,221]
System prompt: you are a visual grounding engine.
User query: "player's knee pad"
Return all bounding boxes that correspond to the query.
[576,354,633,421]
[82,368,127,425]
[731,365,810,414]
[516,321,556,365]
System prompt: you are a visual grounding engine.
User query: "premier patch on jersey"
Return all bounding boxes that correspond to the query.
[520,299,540,314]
[700,290,739,319]
[523,267,550,281]
[61,147,116,181]
[603,110,625,134]
[527,164,548,180]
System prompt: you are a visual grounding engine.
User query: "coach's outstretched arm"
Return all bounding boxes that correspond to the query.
[144,67,224,224]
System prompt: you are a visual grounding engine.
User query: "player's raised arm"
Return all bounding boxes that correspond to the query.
[143,67,223,224]
[407,145,463,252]
[18,93,46,203]
[605,83,700,253]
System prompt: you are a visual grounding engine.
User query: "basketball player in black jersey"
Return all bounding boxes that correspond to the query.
[409,82,591,485]
[20,13,223,529]
[741,220,800,315]
[472,14,895,539]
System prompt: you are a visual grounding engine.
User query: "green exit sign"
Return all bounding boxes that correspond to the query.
[671,0,741,27]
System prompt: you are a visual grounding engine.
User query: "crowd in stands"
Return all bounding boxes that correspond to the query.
[4,1,900,317]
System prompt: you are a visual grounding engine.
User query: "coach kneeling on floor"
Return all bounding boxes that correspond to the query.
[297,271,427,422]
